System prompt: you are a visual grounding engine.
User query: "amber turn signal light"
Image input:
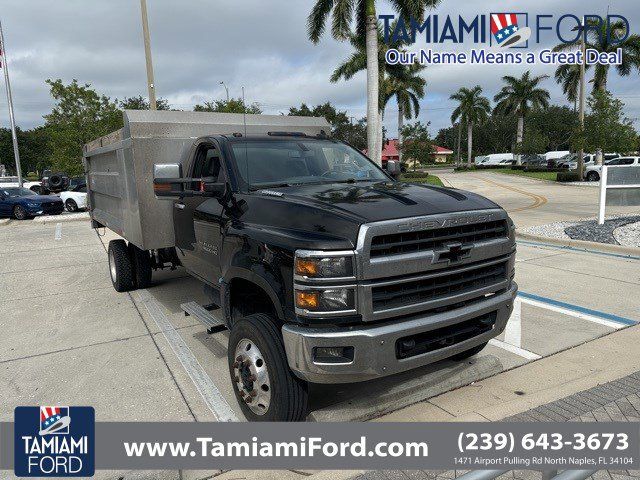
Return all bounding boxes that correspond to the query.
[295,258,318,276]
[295,291,319,309]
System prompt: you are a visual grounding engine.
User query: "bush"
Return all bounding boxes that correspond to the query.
[556,171,581,182]
[511,165,525,171]
[454,165,477,172]
[403,171,428,178]
[524,167,565,173]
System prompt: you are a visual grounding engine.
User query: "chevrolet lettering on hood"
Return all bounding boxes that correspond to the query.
[396,213,500,232]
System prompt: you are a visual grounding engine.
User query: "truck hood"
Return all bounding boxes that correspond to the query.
[265,181,500,223]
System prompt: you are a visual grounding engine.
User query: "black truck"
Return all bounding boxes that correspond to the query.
[85,111,517,422]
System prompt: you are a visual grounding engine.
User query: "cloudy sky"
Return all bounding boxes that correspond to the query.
[1,0,639,139]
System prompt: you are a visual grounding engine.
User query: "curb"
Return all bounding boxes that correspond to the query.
[516,231,640,257]
[0,212,90,227]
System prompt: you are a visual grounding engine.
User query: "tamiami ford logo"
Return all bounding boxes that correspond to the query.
[14,406,95,477]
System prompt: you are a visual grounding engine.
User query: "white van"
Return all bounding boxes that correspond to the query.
[482,153,514,166]
[544,151,570,161]
[474,155,489,165]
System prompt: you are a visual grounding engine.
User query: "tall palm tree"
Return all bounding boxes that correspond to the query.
[450,86,491,166]
[554,64,583,110]
[382,65,426,164]
[331,29,425,163]
[494,71,550,164]
[553,20,640,93]
[308,0,440,165]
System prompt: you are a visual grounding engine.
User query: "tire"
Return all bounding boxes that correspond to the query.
[451,341,488,361]
[228,314,308,422]
[13,205,28,220]
[587,171,600,182]
[65,199,78,212]
[108,239,134,292]
[128,243,152,289]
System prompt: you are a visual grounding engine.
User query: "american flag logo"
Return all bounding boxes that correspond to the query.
[490,13,531,48]
[39,406,71,435]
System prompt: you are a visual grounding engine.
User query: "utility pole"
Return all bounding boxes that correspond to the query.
[577,18,587,180]
[0,20,23,186]
[219,81,229,102]
[140,0,157,110]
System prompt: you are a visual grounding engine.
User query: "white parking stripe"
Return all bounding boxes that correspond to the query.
[54,223,62,240]
[519,297,623,330]
[504,297,522,347]
[489,339,541,360]
[137,289,239,422]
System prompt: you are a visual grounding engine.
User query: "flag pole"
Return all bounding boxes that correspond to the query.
[0,20,23,186]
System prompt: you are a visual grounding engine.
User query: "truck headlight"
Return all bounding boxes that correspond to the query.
[294,253,354,279]
[295,288,355,312]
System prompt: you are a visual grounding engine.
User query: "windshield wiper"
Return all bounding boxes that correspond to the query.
[325,178,378,184]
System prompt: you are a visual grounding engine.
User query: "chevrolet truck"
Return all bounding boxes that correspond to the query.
[84,111,517,422]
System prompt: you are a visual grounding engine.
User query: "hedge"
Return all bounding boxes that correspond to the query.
[556,171,581,182]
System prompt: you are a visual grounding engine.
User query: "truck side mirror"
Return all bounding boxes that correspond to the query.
[153,163,184,198]
[202,180,225,198]
[386,160,401,179]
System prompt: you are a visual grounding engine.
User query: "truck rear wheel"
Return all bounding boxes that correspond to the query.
[228,314,308,422]
[108,239,134,292]
[128,244,152,289]
[451,341,488,361]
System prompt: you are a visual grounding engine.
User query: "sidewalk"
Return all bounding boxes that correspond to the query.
[347,371,640,480]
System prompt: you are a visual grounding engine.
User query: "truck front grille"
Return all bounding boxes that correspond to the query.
[370,220,508,258]
[371,260,508,312]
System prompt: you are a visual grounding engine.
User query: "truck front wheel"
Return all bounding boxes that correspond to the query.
[108,239,134,292]
[228,314,308,421]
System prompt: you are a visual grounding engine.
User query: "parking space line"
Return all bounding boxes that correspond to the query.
[489,339,541,360]
[54,223,62,240]
[504,297,522,347]
[518,291,636,328]
[137,289,239,422]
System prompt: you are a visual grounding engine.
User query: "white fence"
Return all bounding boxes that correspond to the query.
[598,165,640,224]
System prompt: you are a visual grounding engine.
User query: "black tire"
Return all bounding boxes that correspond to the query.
[228,314,308,422]
[108,239,134,292]
[587,171,600,182]
[13,205,28,220]
[451,341,488,361]
[65,199,78,212]
[128,243,153,289]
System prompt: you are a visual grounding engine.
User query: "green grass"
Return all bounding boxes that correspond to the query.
[467,168,558,181]
[400,174,444,187]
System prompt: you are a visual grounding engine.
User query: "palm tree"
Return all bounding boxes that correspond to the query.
[330,25,424,162]
[553,19,640,93]
[450,86,491,166]
[308,0,440,165]
[382,65,426,164]
[554,64,583,110]
[494,71,550,164]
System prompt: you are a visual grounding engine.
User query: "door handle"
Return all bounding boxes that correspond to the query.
[174,203,185,210]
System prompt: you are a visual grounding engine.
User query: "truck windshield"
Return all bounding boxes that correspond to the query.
[231,139,389,190]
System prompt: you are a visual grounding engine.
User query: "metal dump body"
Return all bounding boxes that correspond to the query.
[83,110,330,250]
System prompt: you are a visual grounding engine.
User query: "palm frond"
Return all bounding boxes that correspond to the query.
[307,0,334,43]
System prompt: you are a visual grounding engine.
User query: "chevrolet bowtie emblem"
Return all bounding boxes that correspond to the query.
[436,242,471,263]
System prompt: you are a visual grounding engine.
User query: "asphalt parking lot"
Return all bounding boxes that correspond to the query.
[1,196,638,426]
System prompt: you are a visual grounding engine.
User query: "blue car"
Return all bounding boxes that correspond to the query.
[0,187,64,220]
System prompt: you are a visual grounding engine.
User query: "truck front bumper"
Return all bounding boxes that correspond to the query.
[282,282,517,384]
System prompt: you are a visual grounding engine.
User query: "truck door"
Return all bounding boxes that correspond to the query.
[173,142,226,284]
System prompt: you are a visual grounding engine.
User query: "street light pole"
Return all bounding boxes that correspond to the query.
[219,81,229,102]
[140,0,157,110]
[577,18,587,180]
[0,20,23,186]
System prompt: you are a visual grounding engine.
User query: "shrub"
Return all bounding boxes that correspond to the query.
[557,172,581,182]
[511,165,525,171]
[454,165,477,172]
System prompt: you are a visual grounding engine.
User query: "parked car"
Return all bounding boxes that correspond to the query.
[0,187,64,220]
[480,153,514,165]
[85,111,517,422]
[521,154,546,167]
[0,176,43,193]
[584,156,640,181]
[59,183,88,212]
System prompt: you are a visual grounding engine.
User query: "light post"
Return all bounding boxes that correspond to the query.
[0,20,22,186]
[140,0,157,110]
[219,81,229,102]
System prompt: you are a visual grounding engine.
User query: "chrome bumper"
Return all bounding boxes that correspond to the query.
[282,282,517,384]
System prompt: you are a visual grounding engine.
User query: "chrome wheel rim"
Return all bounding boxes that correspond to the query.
[15,207,24,220]
[109,250,117,283]
[233,338,271,415]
